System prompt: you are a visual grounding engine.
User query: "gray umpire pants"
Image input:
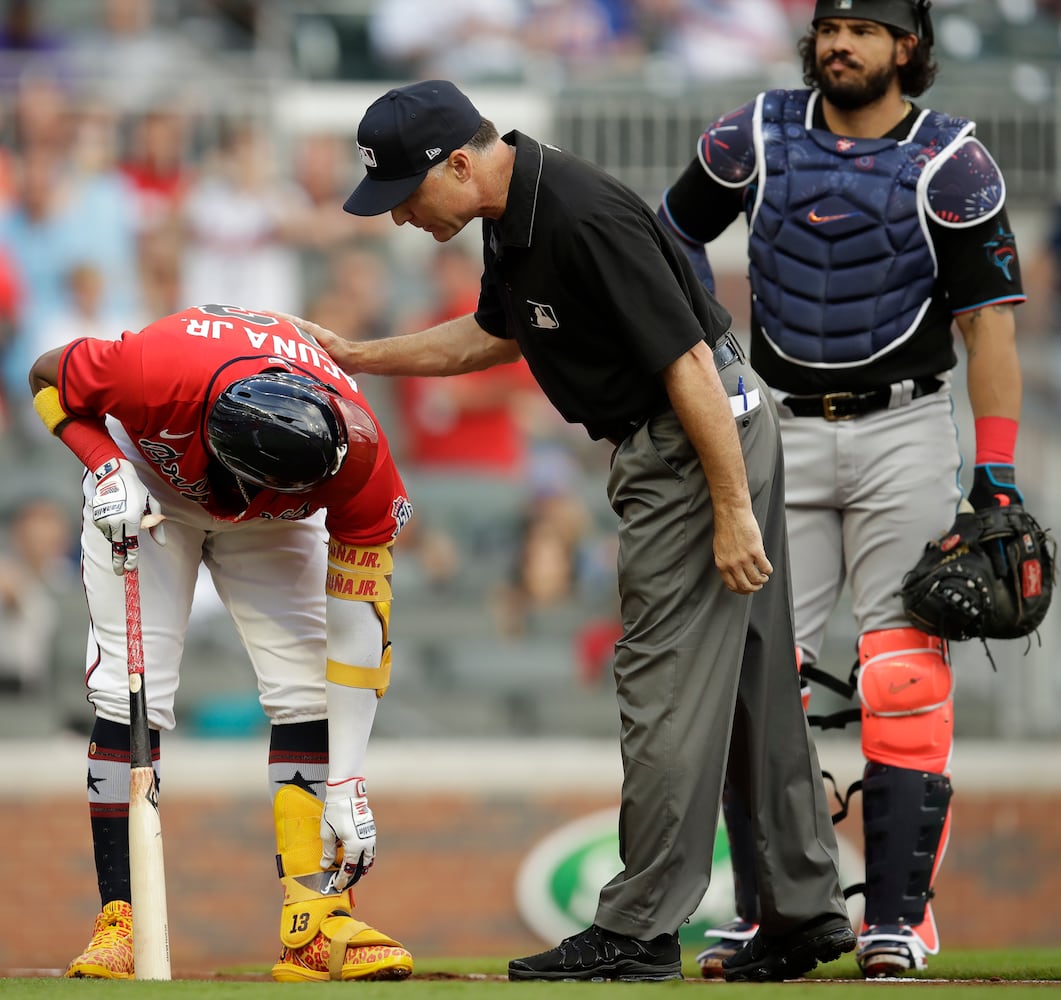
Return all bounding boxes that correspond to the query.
[594,362,847,939]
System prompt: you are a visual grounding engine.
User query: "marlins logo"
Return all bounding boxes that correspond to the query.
[529,301,559,330]
[984,224,1017,282]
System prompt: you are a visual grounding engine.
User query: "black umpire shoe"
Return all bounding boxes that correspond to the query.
[508,924,683,982]
[722,914,856,982]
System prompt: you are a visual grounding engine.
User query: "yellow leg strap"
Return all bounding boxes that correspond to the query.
[326,642,393,698]
[320,914,403,980]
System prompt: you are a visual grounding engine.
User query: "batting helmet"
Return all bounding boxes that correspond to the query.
[207,371,378,493]
[813,0,933,40]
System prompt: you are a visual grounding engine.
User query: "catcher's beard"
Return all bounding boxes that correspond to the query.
[814,58,896,110]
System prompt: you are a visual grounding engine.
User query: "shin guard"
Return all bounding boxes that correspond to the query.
[721,784,760,923]
[861,762,952,928]
[274,785,355,948]
[272,785,410,982]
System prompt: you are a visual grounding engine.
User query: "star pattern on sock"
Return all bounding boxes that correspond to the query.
[276,769,324,796]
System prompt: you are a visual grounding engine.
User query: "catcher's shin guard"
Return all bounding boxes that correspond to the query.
[65,900,135,979]
[721,784,760,924]
[702,644,806,978]
[857,629,953,942]
[721,644,806,925]
[860,762,952,930]
[270,785,412,982]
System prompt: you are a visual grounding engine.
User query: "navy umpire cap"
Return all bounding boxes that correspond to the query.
[344,80,481,217]
[813,0,933,39]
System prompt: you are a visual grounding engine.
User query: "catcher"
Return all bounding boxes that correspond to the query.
[657,0,1042,979]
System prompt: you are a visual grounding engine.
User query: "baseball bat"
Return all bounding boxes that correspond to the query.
[121,542,172,980]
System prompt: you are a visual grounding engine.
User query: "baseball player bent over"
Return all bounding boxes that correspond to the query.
[658,0,1026,979]
[29,304,414,981]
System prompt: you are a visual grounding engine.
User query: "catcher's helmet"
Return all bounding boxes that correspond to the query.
[813,0,933,40]
[207,371,378,493]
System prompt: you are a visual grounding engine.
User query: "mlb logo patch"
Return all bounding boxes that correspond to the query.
[358,144,377,168]
[529,301,559,330]
[835,0,854,9]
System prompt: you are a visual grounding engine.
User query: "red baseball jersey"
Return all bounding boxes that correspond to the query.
[56,303,412,546]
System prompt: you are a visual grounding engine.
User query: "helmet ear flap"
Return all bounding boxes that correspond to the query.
[331,396,380,495]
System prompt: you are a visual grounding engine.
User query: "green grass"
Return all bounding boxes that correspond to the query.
[2,949,1059,996]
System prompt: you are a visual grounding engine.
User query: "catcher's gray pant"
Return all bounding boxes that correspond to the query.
[775,377,962,661]
[594,368,847,940]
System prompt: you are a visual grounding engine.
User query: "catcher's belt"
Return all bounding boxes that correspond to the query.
[783,377,942,422]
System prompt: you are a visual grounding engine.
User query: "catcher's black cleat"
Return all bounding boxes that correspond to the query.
[722,914,856,982]
[508,924,682,982]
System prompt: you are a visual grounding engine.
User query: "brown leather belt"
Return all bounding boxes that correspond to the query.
[782,377,943,421]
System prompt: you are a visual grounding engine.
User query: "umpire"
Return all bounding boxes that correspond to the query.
[287,79,854,983]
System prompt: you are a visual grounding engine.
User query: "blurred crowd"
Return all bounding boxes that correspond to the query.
[2,0,1060,722]
[0,0,636,708]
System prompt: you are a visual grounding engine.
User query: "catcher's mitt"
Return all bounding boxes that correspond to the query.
[900,505,1055,641]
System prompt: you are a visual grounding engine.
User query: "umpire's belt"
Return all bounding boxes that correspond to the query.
[602,332,744,445]
[782,377,943,422]
[711,330,743,372]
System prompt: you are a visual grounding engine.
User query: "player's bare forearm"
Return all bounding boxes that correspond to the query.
[663,343,769,594]
[272,311,521,378]
[956,304,1022,420]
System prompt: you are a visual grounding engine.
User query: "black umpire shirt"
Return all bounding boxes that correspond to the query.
[474,130,733,442]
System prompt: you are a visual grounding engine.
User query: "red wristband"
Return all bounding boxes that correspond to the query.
[57,418,120,475]
[974,416,1018,465]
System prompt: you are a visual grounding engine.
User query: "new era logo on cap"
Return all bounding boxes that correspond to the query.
[344,80,482,217]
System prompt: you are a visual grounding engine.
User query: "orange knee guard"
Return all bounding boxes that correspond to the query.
[857,628,953,774]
